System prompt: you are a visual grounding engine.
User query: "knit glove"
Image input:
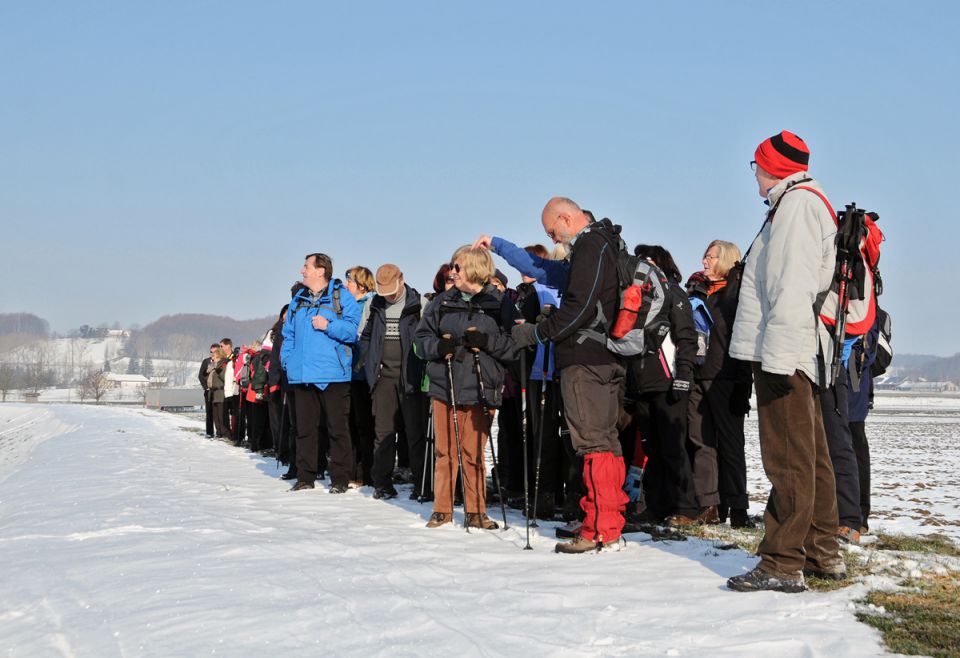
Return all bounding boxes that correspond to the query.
[437,336,457,359]
[668,379,690,405]
[511,322,540,348]
[766,373,793,399]
[462,329,488,351]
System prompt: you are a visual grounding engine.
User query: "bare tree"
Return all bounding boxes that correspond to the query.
[167,333,198,386]
[19,341,51,394]
[79,369,110,404]
[0,363,18,402]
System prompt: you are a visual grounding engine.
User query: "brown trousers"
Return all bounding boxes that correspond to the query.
[753,365,841,576]
[432,399,490,514]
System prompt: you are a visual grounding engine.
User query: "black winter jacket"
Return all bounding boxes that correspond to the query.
[358,285,426,395]
[628,282,698,394]
[699,267,752,383]
[413,284,517,407]
[198,357,212,390]
[535,224,619,370]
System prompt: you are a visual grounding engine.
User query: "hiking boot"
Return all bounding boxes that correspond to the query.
[373,486,398,500]
[665,514,698,528]
[465,513,499,530]
[838,526,861,545]
[290,481,315,492]
[555,535,601,554]
[281,470,298,481]
[730,509,756,529]
[328,484,348,494]
[698,505,721,525]
[802,567,847,581]
[426,512,452,528]
[727,566,805,593]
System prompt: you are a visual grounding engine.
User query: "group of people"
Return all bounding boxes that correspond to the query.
[195,131,885,593]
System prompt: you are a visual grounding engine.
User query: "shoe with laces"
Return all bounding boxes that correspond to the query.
[373,486,398,500]
[555,535,601,554]
[290,481,315,492]
[465,513,499,530]
[727,566,805,593]
[697,505,721,525]
[425,512,452,528]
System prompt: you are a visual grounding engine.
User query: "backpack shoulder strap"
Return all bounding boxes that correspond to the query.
[333,286,342,319]
[790,185,837,224]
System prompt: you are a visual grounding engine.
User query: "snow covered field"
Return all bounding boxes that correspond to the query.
[0,401,956,657]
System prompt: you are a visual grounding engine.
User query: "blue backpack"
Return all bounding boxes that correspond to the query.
[689,296,713,366]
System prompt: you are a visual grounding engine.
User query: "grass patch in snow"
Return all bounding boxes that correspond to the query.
[871,531,960,557]
[856,574,960,658]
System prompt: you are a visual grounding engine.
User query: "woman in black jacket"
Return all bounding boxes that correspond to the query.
[414,246,517,529]
[626,245,700,526]
[687,240,754,527]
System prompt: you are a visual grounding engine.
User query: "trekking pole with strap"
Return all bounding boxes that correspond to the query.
[518,340,532,549]
[418,403,434,504]
[829,203,869,387]
[444,336,471,532]
[467,328,509,530]
[530,304,553,527]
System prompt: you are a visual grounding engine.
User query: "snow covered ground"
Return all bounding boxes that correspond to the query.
[1,401,955,657]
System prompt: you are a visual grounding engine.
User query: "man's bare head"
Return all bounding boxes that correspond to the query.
[541,197,590,245]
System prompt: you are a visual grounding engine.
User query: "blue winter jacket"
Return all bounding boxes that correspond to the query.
[281,280,361,386]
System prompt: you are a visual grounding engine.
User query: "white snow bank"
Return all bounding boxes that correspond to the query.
[0,405,892,657]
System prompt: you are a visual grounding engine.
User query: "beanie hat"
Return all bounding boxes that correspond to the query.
[754,131,810,179]
[493,269,509,288]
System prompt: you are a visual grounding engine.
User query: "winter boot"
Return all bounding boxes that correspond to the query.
[290,481,315,492]
[730,508,755,529]
[697,505,721,525]
[425,512,452,528]
[555,535,600,554]
[373,485,398,500]
[727,566,805,593]
[465,513,499,530]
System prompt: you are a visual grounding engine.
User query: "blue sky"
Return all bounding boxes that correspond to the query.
[1,1,956,355]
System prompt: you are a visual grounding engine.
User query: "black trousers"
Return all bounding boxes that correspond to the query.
[635,389,698,519]
[267,390,284,453]
[528,378,562,505]
[849,420,871,529]
[204,390,214,436]
[349,380,376,485]
[687,379,749,510]
[819,368,861,529]
[371,377,428,494]
[293,383,353,487]
[498,394,523,493]
[248,400,271,452]
[224,395,239,442]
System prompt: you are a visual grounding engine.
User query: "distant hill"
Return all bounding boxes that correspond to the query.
[128,313,276,359]
[895,353,960,383]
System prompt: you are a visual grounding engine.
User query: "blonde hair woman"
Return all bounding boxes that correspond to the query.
[414,246,517,529]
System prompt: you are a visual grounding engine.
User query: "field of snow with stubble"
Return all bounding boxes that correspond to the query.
[1,398,956,657]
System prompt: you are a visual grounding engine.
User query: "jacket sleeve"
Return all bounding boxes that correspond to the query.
[491,236,569,289]
[413,298,443,361]
[325,292,361,344]
[280,309,295,369]
[669,286,698,383]
[760,193,835,375]
[198,359,209,389]
[536,235,611,344]
[484,295,519,364]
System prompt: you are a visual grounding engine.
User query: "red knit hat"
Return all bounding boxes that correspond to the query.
[754,130,810,179]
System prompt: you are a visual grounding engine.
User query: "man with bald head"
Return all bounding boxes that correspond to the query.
[512,197,627,553]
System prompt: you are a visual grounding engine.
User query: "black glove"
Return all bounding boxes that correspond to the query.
[536,304,554,323]
[668,379,690,405]
[462,329,488,351]
[437,336,457,359]
[511,322,540,348]
[766,372,793,399]
[729,382,752,416]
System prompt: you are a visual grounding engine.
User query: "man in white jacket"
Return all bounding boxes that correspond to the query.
[727,131,844,593]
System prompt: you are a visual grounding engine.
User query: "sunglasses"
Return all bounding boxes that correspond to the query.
[447,263,461,273]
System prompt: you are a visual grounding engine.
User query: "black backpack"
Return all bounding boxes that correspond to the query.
[579,219,672,358]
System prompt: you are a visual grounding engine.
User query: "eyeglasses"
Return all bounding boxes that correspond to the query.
[344,271,353,281]
[749,160,757,172]
[703,254,720,260]
[447,263,461,273]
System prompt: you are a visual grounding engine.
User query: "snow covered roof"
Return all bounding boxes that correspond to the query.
[106,374,149,383]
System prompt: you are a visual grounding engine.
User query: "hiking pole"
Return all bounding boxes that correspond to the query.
[444,336,471,532]
[467,328,509,530]
[518,343,532,549]
[829,203,866,413]
[530,304,553,527]
[419,403,434,504]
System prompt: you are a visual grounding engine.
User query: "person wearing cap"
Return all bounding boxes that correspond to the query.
[727,131,843,592]
[358,264,430,500]
[281,252,361,493]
